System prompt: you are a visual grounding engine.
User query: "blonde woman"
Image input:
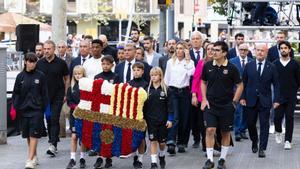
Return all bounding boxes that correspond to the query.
[164,41,195,154]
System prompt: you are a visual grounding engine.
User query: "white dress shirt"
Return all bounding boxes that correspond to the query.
[239,56,248,66]
[145,52,154,66]
[164,58,195,88]
[123,59,136,82]
[193,48,204,60]
[256,59,266,76]
[81,55,90,65]
[235,46,240,57]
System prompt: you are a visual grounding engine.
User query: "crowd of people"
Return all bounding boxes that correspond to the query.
[12,28,300,169]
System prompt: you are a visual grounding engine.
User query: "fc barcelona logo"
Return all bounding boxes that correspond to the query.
[223,69,228,74]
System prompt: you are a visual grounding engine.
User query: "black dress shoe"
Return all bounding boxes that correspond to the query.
[217,158,226,169]
[167,145,176,156]
[192,141,200,148]
[252,142,258,153]
[258,149,266,158]
[202,159,214,169]
[240,133,248,139]
[235,134,242,142]
[178,146,186,153]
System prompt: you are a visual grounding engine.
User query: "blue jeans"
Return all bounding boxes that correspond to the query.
[234,103,247,135]
[166,87,191,146]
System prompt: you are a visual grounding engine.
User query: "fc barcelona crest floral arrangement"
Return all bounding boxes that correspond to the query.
[73,78,148,158]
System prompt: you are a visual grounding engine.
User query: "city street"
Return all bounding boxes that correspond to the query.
[1,117,300,169]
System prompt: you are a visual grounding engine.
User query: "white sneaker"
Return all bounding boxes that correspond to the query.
[275,132,283,144]
[25,160,35,169]
[47,144,57,157]
[284,141,292,150]
[32,156,39,165]
[269,125,275,134]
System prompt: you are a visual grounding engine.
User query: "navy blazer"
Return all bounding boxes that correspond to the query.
[267,45,294,63]
[229,56,254,77]
[115,60,152,83]
[189,48,205,67]
[241,60,280,108]
[228,47,253,60]
[69,55,91,77]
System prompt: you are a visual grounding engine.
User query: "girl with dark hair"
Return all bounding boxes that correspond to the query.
[12,53,48,169]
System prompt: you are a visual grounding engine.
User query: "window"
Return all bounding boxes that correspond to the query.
[98,0,113,13]
[135,0,150,13]
[179,0,184,14]
[67,0,76,13]
[26,0,39,13]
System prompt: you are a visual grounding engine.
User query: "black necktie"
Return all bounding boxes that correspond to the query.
[82,58,86,65]
[242,59,245,69]
[257,62,262,77]
[126,62,132,82]
[196,51,200,61]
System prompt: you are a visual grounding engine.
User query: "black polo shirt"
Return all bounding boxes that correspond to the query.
[37,56,69,101]
[201,60,241,105]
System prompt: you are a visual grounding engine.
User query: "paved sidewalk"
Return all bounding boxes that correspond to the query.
[1,117,300,169]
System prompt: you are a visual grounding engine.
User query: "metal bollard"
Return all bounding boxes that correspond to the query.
[0,45,7,144]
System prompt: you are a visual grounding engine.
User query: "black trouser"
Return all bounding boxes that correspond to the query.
[244,99,271,150]
[47,93,64,146]
[274,100,296,142]
[167,86,191,147]
[190,103,206,148]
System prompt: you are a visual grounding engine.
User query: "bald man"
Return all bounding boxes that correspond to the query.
[240,43,280,158]
[99,34,118,62]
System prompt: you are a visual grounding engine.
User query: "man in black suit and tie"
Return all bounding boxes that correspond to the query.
[267,31,294,63]
[189,31,205,67]
[115,43,151,83]
[189,31,206,150]
[228,33,253,60]
[240,43,280,158]
[69,40,91,76]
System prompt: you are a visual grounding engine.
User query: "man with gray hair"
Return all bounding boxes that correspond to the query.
[57,40,72,68]
[99,34,118,62]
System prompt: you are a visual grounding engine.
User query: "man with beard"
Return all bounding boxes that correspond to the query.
[228,33,253,59]
[130,28,144,48]
[143,36,162,67]
[267,31,294,63]
[159,39,176,74]
[35,43,44,59]
[273,41,300,150]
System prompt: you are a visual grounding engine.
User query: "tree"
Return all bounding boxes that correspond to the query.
[209,0,228,16]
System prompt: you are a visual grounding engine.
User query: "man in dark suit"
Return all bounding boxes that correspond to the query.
[189,31,205,67]
[267,31,294,63]
[240,43,280,158]
[69,40,91,76]
[99,34,118,62]
[115,43,151,83]
[230,43,253,142]
[188,31,206,150]
[57,40,72,68]
[159,39,176,74]
[228,33,253,60]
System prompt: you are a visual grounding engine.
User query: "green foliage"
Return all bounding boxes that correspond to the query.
[210,0,228,16]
